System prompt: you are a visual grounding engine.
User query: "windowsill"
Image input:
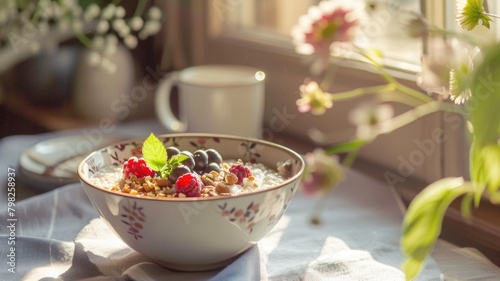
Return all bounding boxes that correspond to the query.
[352,157,500,268]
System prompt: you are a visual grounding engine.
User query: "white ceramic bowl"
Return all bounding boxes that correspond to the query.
[78,133,304,271]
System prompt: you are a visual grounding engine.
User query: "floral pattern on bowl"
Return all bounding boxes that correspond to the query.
[218,201,260,233]
[120,200,146,240]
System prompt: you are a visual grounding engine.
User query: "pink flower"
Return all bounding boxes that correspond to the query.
[296,80,333,115]
[291,0,364,74]
[301,149,344,196]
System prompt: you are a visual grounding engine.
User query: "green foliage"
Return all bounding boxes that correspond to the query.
[469,44,500,202]
[324,139,366,154]
[402,43,500,280]
[142,133,167,171]
[401,178,477,280]
[142,133,188,179]
[160,154,189,179]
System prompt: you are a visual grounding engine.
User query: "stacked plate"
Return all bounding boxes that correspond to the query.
[19,135,120,191]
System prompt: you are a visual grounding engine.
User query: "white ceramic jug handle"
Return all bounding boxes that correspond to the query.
[155,71,187,132]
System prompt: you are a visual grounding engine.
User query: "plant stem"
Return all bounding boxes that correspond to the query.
[134,0,148,17]
[311,193,329,223]
[331,82,439,111]
[75,31,92,48]
[395,83,435,104]
[342,149,359,169]
[379,101,456,134]
[331,84,395,101]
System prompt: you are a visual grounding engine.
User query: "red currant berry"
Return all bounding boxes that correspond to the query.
[229,164,252,184]
[123,157,155,179]
[175,173,203,197]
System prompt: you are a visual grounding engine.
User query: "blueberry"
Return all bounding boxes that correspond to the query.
[180,151,195,170]
[203,162,221,174]
[193,150,209,171]
[166,146,181,159]
[205,148,223,164]
[169,165,191,183]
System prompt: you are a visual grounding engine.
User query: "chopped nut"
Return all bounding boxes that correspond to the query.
[208,190,219,197]
[122,185,131,193]
[143,183,152,193]
[209,170,219,178]
[137,177,146,185]
[165,188,176,195]
[225,173,238,185]
[216,182,230,194]
[155,178,169,187]
[201,175,216,187]
[202,186,216,192]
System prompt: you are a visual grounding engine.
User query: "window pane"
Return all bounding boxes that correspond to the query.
[218,0,422,71]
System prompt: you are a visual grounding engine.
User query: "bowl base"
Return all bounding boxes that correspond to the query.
[153,254,243,272]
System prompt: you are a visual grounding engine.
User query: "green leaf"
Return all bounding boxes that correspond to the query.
[401,178,477,280]
[324,139,366,154]
[468,43,500,202]
[142,133,167,172]
[471,144,500,195]
[481,145,500,194]
[169,154,189,165]
[469,44,500,147]
[160,154,190,179]
[402,257,424,281]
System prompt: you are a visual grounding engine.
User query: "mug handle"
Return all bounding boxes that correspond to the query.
[155,71,187,132]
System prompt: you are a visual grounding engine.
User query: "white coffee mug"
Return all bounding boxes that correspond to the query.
[155,65,266,137]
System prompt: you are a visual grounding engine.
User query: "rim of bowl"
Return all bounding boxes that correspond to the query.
[77,133,305,202]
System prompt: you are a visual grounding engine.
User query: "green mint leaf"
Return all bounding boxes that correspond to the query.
[160,167,171,179]
[159,154,190,178]
[142,133,167,171]
[169,154,189,165]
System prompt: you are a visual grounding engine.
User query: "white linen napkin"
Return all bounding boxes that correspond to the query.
[72,218,266,281]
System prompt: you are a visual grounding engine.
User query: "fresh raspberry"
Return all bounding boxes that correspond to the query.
[123,157,155,179]
[229,164,253,184]
[175,173,202,197]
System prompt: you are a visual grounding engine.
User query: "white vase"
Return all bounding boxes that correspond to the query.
[72,44,136,122]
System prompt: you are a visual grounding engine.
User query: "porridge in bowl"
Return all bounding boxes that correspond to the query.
[90,133,293,198]
[78,133,305,271]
